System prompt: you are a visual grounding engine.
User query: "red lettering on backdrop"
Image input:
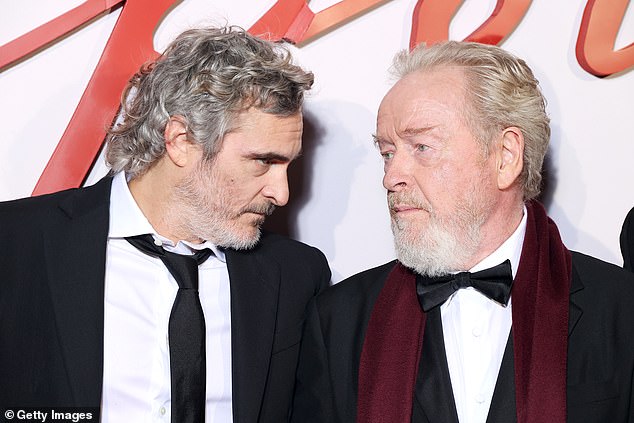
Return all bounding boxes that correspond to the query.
[249,0,391,44]
[0,0,176,195]
[0,0,632,194]
[409,0,463,46]
[0,0,121,69]
[409,0,531,48]
[248,0,311,42]
[249,0,530,48]
[576,0,634,77]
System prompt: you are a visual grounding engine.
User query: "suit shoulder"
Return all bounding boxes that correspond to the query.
[0,188,70,215]
[257,231,327,262]
[317,261,397,311]
[334,261,398,291]
[252,232,331,289]
[0,178,111,223]
[572,251,634,280]
[571,250,634,297]
[0,189,77,235]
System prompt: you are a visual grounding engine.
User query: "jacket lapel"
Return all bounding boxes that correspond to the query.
[486,332,517,423]
[226,247,281,423]
[568,263,584,336]
[42,177,112,406]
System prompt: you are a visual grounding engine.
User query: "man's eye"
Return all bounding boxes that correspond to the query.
[381,151,394,160]
[416,144,429,152]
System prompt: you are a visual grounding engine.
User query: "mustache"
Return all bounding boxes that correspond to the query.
[241,202,276,216]
[387,192,431,213]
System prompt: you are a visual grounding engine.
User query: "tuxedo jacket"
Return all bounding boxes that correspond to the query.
[0,177,331,423]
[291,253,634,423]
[621,206,634,271]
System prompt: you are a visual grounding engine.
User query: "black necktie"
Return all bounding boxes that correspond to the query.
[126,234,212,423]
[416,259,514,312]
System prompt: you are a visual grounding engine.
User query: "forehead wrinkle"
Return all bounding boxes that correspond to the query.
[396,98,456,143]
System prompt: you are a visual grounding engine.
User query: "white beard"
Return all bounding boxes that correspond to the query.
[390,188,488,276]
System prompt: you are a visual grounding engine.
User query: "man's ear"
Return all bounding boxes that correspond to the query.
[497,126,524,190]
[164,116,193,167]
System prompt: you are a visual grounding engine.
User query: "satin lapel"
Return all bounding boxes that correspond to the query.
[486,331,517,423]
[568,263,584,336]
[413,307,459,423]
[43,178,112,406]
[226,248,281,423]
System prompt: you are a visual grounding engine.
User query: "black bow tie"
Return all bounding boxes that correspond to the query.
[416,259,514,312]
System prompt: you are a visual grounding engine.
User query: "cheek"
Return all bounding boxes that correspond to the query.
[412,165,451,201]
[231,180,264,206]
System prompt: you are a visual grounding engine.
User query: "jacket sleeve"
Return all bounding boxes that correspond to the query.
[290,298,339,423]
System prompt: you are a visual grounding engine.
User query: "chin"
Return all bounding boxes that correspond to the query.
[215,226,262,251]
[391,217,425,238]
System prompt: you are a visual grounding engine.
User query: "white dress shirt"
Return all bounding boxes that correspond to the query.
[441,209,527,423]
[101,172,233,422]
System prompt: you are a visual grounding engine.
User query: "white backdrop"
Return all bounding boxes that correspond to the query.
[1,0,633,282]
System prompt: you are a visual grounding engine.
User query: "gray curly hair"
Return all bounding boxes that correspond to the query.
[391,41,550,201]
[105,26,314,178]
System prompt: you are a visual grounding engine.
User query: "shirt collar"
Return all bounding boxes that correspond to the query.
[108,171,226,262]
[468,205,527,279]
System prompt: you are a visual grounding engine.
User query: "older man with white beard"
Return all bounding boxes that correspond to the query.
[290,41,634,423]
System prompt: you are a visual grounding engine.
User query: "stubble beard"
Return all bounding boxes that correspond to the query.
[390,189,488,276]
[170,161,275,250]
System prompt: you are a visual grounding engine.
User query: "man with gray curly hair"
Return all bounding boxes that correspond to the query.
[0,26,330,422]
[291,41,634,423]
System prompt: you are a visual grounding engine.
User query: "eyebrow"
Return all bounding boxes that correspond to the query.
[372,125,437,146]
[245,151,301,162]
[372,134,393,149]
[401,126,437,137]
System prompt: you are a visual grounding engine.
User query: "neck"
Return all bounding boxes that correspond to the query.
[127,163,200,245]
[462,198,525,270]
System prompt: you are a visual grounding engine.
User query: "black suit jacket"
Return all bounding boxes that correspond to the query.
[0,177,331,422]
[291,253,634,422]
[621,206,634,271]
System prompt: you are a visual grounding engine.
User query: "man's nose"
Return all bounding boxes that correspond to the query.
[262,169,290,206]
[383,150,412,192]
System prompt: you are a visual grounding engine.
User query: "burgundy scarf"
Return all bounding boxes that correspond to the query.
[357,201,572,423]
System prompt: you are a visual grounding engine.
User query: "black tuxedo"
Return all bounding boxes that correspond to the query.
[621,206,634,271]
[291,253,634,422]
[0,177,331,422]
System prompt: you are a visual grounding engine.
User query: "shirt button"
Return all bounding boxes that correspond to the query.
[472,326,482,337]
[475,393,485,404]
[159,406,167,415]
[154,238,163,246]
